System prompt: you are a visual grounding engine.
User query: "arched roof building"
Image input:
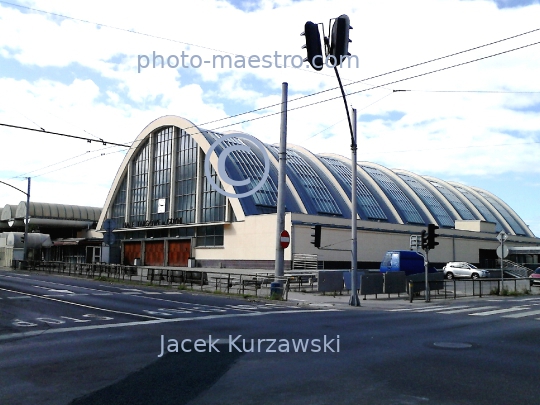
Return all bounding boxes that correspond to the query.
[98,115,538,269]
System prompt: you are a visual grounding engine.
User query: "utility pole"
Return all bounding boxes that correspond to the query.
[349,108,360,306]
[23,177,31,268]
[274,83,288,281]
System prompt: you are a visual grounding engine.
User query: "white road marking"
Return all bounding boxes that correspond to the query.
[0,308,340,341]
[502,309,540,318]
[6,296,31,300]
[388,305,448,312]
[438,306,497,314]
[0,287,163,320]
[162,292,183,295]
[469,306,531,316]
[413,305,471,313]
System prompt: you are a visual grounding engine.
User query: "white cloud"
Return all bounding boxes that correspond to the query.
[0,0,539,235]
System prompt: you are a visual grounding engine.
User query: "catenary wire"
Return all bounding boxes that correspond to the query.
[206,39,540,132]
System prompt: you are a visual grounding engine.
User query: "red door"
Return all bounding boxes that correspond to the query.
[123,242,141,265]
[145,241,165,266]
[168,240,191,267]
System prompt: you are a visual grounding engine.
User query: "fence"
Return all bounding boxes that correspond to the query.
[408,277,533,302]
[16,260,290,300]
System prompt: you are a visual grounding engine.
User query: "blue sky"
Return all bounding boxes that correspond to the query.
[0,0,539,237]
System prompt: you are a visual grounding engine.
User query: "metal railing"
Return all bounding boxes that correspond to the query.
[14,260,291,300]
[499,259,533,278]
[409,277,533,301]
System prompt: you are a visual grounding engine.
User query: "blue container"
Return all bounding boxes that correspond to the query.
[270,282,283,296]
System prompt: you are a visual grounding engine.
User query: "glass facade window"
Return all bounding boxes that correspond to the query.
[430,181,475,220]
[130,140,150,223]
[151,127,173,223]
[170,227,196,238]
[201,157,226,223]
[175,130,198,224]
[319,156,387,220]
[111,175,127,227]
[268,146,341,216]
[453,185,503,232]
[197,225,224,247]
[398,174,454,227]
[362,166,424,224]
[477,191,525,235]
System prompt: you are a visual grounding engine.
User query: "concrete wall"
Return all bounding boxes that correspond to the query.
[194,213,292,262]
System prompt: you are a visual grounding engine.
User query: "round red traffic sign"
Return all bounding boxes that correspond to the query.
[280,230,290,249]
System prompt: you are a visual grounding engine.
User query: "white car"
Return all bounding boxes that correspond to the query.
[443,262,488,280]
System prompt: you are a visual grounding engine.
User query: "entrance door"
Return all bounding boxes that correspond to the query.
[124,242,141,265]
[168,240,191,267]
[145,241,165,266]
[85,246,101,263]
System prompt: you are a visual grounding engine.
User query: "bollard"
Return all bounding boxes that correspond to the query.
[409,281,414,303]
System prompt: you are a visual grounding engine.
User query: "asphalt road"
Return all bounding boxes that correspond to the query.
[1,268,539,405]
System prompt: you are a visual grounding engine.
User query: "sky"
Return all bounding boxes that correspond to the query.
[0,0,539,237]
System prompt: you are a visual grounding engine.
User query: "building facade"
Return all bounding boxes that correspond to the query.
[97,115,539,270]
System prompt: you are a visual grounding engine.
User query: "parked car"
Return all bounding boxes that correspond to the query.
[443,262,488,279]
[529,267,540,287]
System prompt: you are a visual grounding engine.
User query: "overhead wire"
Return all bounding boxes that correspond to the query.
[206,39,540,132]
[10,145,120,179]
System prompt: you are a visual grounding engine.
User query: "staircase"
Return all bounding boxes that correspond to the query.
[498,259,533,278]
[292,254,320,270]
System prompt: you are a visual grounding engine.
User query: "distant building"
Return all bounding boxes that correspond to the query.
[0,202,102,266]
[97,115,539,270]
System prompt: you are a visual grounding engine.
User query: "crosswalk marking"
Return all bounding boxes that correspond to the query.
[469,306,530,316]
[437,306,497,314]
[388,305,448,312]
[413,305,471,313]
[502,309,540,318]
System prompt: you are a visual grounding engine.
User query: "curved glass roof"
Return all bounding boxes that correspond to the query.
[398,174,454,227]
[266,146,342,216]
[452,185,504,232]
[201,131,301,215]
[361,166,424,224]
[318,156,387,221]
[100,119,534,237]
[475,190,526,236]
[429,181,475,220]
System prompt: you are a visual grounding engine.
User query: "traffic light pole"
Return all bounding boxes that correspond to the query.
[333,61,359,307]
[424,248,430,302]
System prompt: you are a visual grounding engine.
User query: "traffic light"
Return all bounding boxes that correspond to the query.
[329,14,352,64]
[301,21,324,71]
[421,230,428,250]
[427,224,439,250]
[311,225,321,248]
